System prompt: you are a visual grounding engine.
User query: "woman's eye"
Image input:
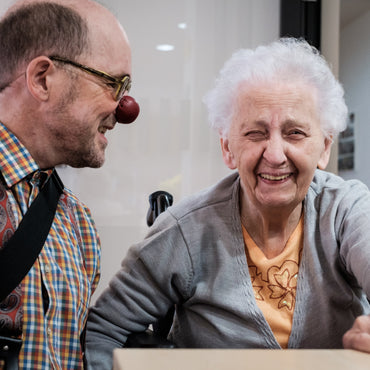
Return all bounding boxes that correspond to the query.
[287,130,306,139]
[245,131,266,140]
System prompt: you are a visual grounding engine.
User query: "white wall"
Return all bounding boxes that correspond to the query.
[66,0,280,299]
[321,0,340,174]
[0,0,279,300]
[339,9,370,187]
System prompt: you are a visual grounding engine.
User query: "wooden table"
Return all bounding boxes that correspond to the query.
[113,348,370,370]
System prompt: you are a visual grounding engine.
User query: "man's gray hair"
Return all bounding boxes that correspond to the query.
[0,1,90,91]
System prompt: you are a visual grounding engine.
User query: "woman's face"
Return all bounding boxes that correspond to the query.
[221,81,332,214]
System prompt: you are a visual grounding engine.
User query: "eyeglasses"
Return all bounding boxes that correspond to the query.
[49,56,131,101]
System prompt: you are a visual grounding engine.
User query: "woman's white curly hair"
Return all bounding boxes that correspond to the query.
[203,38,348,139]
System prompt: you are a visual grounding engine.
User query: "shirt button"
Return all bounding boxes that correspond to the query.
[45,265,51,274]
[47,328,52,336]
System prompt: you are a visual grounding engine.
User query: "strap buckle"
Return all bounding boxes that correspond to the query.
[0,336,22,370]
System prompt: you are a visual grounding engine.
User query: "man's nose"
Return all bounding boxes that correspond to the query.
[115,96,140,124]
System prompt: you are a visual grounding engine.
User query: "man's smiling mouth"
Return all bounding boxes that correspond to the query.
[98,126,108,134]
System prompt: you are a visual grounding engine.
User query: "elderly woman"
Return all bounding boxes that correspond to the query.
[85,38,370,368]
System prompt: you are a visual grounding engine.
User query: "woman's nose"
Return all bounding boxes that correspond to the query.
[262,136,287,165]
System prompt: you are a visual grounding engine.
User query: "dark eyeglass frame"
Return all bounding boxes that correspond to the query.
[49,56,131,101]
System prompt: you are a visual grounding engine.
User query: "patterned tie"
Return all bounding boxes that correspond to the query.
[0,182,23,337]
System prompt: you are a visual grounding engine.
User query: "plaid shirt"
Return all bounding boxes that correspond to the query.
[0,122,101,369]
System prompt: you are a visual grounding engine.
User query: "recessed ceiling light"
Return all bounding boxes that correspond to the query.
[178,23,187,29]
[156,44,175,51]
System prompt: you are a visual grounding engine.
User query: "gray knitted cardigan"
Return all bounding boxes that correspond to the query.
[86,169,370,369]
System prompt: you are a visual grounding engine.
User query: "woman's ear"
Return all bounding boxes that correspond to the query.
[220,136,237,170]
[25,56,54,101]
[317,136,333,170]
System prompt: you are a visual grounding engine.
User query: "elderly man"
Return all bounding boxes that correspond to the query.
[85,38,370,369]
[0,0,139,368]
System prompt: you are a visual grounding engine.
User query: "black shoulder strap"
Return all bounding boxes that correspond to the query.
[0,170,64,302]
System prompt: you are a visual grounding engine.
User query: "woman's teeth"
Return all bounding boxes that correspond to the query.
[260,173,291,181]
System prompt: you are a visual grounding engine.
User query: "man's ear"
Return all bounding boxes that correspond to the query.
[220,136,237,170]
[25,56,54,102]
[317,136,333,170]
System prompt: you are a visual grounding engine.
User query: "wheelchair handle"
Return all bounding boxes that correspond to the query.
[146,191,173,227]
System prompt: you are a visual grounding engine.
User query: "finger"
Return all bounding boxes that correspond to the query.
[343,330,370,353]
[352,315,370,332]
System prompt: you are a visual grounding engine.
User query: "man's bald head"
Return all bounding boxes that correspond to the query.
[4,0,94,16]
[0,0,130,90]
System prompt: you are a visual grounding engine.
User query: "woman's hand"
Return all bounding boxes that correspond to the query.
[343,315,370,352]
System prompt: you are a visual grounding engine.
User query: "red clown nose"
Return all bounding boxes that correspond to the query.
[115,96,140,124]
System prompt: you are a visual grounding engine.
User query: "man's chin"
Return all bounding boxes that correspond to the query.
[68,155,105,169]
[71,161,105,169]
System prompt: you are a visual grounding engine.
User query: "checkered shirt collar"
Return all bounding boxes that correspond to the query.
[0,122,39,188]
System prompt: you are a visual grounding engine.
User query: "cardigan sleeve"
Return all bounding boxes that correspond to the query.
[336,179,370,298]
[85,212,194,370]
